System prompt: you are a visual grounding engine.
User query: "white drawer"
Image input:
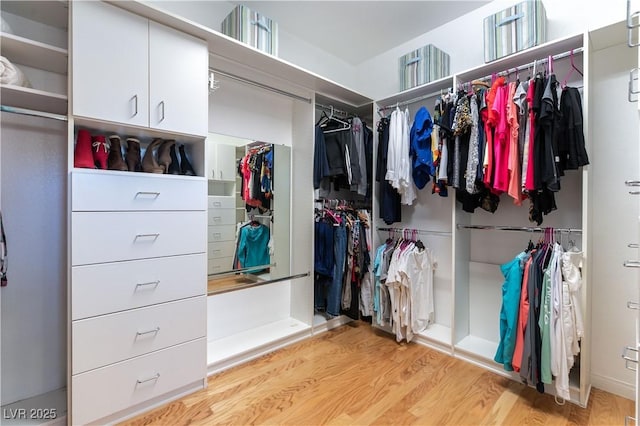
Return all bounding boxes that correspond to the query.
[72,296,206,375]
[72,171,206,212]
[72,253,206,320]
[208,256,234,275]
[71,338,205,426]
[208,208,236,226]
[71,211,206,266]
[208,196,235,209]
[208,241,236,259]
[208,224,236,242]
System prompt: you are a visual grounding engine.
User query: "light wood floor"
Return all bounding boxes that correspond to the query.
[122,322,633,426]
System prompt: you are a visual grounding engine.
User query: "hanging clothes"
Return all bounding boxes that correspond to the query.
[238,145,273,213]
[377,117,402,225]
[235,222,270,270]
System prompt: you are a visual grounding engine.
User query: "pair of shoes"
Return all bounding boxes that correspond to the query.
[74,129,110,169]
[141,139,196,176]
[107,135,128,171]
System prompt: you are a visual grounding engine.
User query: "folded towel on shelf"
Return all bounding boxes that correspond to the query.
[0,55,31,88]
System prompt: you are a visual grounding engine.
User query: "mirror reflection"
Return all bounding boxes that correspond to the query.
[206,133,291,293]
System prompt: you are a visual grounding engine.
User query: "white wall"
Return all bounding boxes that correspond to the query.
[355,0,626,100]
[147,1,358,91]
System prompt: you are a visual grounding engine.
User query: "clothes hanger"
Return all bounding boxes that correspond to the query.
[561,50,583,88]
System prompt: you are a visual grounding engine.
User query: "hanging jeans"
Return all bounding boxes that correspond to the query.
[327,224,347,316]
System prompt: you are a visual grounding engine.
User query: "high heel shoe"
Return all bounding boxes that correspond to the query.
[125,138,142,172]
[179,144,196,176]
[107,135,128,171]
[168,144,181,175]
[74,129,95,169]
[92,135,109,170]
[157,139,176,174]
[141,138,165,174]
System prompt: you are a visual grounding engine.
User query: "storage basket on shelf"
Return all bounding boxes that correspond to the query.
[483,0,547,63]
[399,44,450,92]
[221,5,278,56]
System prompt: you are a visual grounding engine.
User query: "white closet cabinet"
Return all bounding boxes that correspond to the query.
[72,1,208,136]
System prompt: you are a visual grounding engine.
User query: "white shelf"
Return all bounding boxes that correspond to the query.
[1,32,68,74]
[0,1,68,30]
[1,84,67,115]
[417,323,452,346]
[455,334,498,362]
[207,317,311,366]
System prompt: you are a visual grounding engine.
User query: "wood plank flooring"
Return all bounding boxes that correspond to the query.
[122,322,633,426]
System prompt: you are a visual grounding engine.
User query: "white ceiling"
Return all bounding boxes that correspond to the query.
[238,1,491,65]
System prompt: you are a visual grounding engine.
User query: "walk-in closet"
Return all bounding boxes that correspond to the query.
[1,0,639,424]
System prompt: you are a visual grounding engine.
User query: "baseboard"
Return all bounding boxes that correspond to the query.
[312,315,353,334]
[591,372,635,400]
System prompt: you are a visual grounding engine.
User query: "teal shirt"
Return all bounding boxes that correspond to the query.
[494,252,528,371]
[237,224,270,269]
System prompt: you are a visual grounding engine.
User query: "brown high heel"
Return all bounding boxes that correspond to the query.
[157,139,176,174]
[107,135,128,171]
[125,138,142,172]
[141,138,165,174]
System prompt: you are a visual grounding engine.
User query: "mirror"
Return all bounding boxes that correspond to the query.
[206,133,291,293]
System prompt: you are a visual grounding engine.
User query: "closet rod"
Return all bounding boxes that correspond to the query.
[316,102,352,117]
[378,87,452,112]
[209,68,312,104]
[377,227,452,237]
[0,105,67,121]
[463,47,585,86]
[456,224,582,233]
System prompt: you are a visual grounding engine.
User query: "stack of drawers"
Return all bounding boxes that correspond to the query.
[70,171,207,425]
[207,195,237,274]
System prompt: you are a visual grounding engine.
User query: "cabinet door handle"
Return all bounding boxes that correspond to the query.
[136,373,160,384]
[629,68,640,102]
[628,301,640,310]
[160,101,165,122]
[135,233,160,240]
[132,94,138,117]
[624,260,640,267]
[135,191,160,198]
[629,243,640,249]
[135,280,160,289]
[136,327,160,336]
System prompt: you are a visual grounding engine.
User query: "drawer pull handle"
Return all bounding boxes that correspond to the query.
[629,243,640,249]
[213,216,222,221]
[135,191,160,198]
[626,180,640,186]
[136,327,160,337]
[626,359,638,371]
[212,232,222,238]
[135,280,160,289]
[213,249,221,253]
[624,260,640,268]
[626,415,637,426]
[135,233,160,240]
[136,373,160,384]
[627,301,640,310]
[213,202,222,207]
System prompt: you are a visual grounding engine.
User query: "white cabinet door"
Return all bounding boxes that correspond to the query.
[72,1,149,127]
[149,21,208,136]
[212,143,238,181]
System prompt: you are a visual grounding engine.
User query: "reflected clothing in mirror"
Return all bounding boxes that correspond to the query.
[239,144,273,213]
[234,222,270,271]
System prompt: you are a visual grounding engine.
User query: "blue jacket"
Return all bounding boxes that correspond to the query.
[410,106,434,189]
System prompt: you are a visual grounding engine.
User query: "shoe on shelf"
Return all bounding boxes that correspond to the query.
[141,138,165,174]
[92,135,109,170]
[125,138,142,172]
[107,135,128,171]
[157,139,176,174]
[74,129,94,169]
[179,144,196,176]
[168,144,181,175]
